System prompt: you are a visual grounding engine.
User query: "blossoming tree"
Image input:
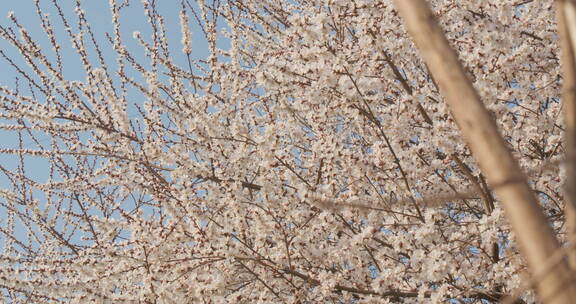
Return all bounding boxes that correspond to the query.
[0,0,575,302]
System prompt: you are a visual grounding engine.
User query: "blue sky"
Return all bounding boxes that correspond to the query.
[0,1,211,181]
[0,1,213,251]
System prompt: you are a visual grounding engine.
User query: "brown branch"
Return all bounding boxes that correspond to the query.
[282,267,514,301]
[393,0,576,302]
[556,0,576,270]
[452,154,494,213]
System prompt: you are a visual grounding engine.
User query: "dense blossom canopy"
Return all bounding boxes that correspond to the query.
[0,0,565,303]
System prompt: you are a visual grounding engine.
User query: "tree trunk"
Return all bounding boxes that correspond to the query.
[557,0,576,271]
[393,0,576,302]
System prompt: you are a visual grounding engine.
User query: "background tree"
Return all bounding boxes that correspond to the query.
[0,0,572,303]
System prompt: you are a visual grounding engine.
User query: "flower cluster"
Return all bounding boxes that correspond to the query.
[0,0,562,303]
